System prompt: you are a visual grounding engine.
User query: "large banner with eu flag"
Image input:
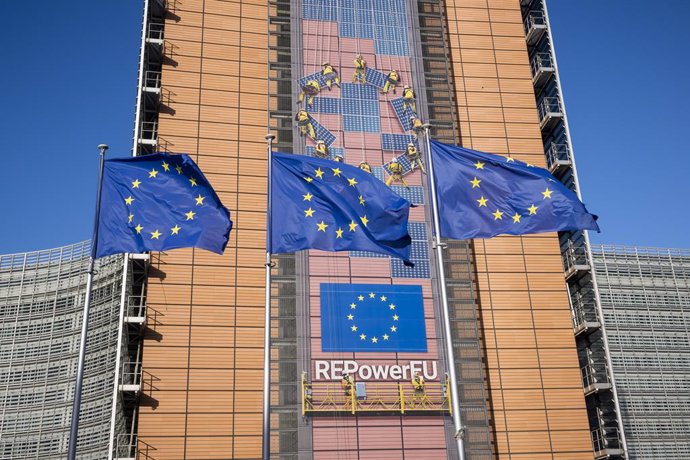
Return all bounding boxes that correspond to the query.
[320,283,427,352]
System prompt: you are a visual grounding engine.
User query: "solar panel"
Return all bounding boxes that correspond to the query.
[310,117,337,145]
[391,257,429,278]
[298,71,329,89]
[391,186,424,205]
[390,98,418,131]
[381,133,417,152]
[311,97,341,114]
[364,68,387,89]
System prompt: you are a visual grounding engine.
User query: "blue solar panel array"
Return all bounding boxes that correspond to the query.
[302,0,409,56]
[364,68,388,89]
[391,223,430,278]
[391,185,424,205]
[309,117,337,145]
[298,70,329,89]
[391,97,418,131]
[341,84,380,132]
[381,133,417,152]
[311,97,341,114]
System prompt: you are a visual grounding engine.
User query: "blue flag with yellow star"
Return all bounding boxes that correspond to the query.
[270,152,412,262]
[320,283,427,352]
[95,153,232,258]
[431,141,599,239]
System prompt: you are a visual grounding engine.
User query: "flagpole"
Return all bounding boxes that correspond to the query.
[262,134,275,460]
[421,126,466,460]
[67,144,108,460]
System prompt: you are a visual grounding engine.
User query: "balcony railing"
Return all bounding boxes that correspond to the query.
[571,291,600,335]
[138,121,158,146]
[142,70,162,92]
[582,363,612,395]
[524,11,547,45]
[531,52,554,86]
[545,142,571,175]
[119,360,142,392]
[146,22,164,43]
[537,97,564,133]
[563,243,591,280]
[592,427,624,459]
[114,433,137,460]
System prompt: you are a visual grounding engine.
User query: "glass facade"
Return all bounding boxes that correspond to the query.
[0,242,124,459]
[593,245,690,459]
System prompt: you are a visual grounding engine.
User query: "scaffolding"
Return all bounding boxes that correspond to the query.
[301,374,451,415]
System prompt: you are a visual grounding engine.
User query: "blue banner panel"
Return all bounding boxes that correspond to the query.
[321,283,427,352]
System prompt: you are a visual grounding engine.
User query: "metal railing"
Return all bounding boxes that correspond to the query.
[592,426,623,454]
[143,71,161,90]
[146,22,164,42]
[524,10,546,35]
[115,433,137,459]
[138,121,158,143]
[582,363,610,390]
[563,243,590,274]
[120,360,142,389]
[126,295,146,319]
[545,142,571,170]
[302,375,451,415]
[530,52,553,78]
[537,97,563,122]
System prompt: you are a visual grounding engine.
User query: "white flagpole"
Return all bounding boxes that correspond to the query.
[67,144,108,460]
[262,134,275,459]
[421,126,466,460]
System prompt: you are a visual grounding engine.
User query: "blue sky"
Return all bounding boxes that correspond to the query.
[0,1,687,254]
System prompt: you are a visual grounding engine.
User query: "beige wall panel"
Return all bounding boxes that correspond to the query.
[505,430,552,454]
[189,348,236,368]
[457,20,493,36]
[170,38,203,58]
[492,330,537,349]
[486,348,539,369]
[456,34,495,50]
[185,437,233,459]
[201,73,241,92]
[186,413,235,435]
[488,8,522,24]
[137,413,187,436]
[188,368,236,390]
[549,430,594,453]
[488,21,524,38]
[205,0,242,17]
[544,410,591,432]
[544,389,588,410]
[503,409,549,431]
[165,23,203,43]
[461,48,497,63]
[455,7,490,22]
[491,35,528,51]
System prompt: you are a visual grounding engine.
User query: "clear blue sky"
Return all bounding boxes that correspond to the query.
[0,1,688,254]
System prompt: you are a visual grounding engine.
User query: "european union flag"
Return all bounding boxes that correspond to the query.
[95,153,232,258]
[431,141,599,239]
[270,152,412,262]
[320,283,427,352]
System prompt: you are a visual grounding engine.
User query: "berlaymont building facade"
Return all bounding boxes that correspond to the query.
[2,0,689,459]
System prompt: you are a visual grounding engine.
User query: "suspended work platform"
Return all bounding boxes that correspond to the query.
[301,375,451,415]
